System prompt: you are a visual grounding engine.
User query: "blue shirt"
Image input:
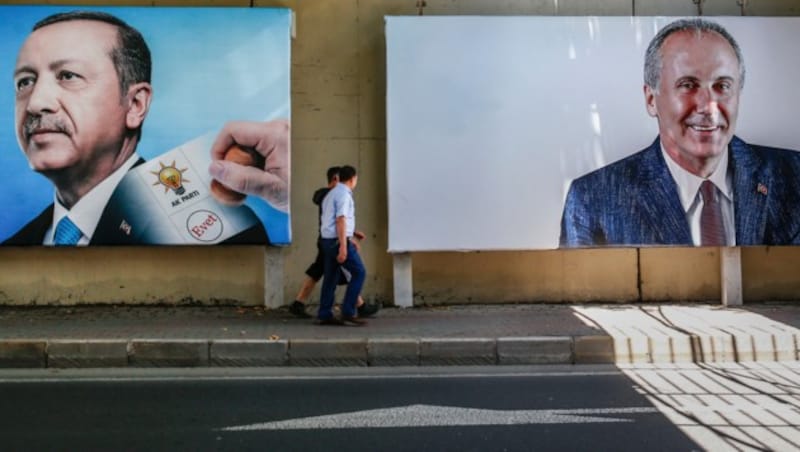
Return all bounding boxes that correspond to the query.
[320,183,355,239]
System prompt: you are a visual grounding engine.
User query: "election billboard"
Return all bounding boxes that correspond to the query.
[0,6,291,246]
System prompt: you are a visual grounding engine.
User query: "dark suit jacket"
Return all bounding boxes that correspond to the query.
[3,158,269,246]
[559,136,800,247]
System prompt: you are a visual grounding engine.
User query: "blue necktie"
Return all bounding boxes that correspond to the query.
[54,216,82,246]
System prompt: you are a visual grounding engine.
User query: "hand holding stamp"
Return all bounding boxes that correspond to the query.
[208,120,290,211]
[210,144,264,205]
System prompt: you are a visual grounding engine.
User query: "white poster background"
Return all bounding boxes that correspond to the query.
[386,16,800,252]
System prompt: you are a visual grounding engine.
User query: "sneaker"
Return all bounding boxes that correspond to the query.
[342,315,367,326]
[289,300,311,318]
[357,302,381,318]
[316,317,345,326]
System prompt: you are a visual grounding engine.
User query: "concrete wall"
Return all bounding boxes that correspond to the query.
[1,0,798,306]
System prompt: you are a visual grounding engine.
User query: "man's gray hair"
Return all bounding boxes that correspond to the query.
[644,18,745,92]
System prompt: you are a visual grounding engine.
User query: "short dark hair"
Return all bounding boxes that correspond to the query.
[339,165,357,182]
[326,166,340,183]
[644,18,745,92]
[34,11,152,97]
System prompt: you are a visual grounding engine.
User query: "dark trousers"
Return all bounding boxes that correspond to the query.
[318,238,366,319]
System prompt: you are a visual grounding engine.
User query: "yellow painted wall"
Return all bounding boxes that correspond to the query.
[0,0,798,305]
[0,247,265,305]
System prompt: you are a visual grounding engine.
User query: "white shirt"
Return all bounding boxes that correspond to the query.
[45,154,140,245]
[661,147,735,246]
[319,182,355,239]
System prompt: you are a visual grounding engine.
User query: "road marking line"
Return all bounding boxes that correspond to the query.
[0,369,622,384]
[220,404,659,431]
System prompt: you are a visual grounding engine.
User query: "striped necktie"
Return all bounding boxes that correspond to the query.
[699,180,725,246]
[54,216,82,246]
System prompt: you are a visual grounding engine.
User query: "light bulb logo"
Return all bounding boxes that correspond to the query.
[151,161,189,195]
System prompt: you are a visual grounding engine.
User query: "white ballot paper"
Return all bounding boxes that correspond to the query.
[103,133,264,245]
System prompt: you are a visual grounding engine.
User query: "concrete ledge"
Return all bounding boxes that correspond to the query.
[574,336,615,364]
[3,330,795,369]
[47,340,128,368]
[669,336,696,363]
[0,340,46,368]
[210,340,288,366]
[420,338,496,366]
[129,340,209,367]
[289,339,367,366]
[772,332,798,362]
[368,339,419,366]
[497,337,572,365]
[735,331,769,362]
[646,333,672,364]
[694,332,736,362]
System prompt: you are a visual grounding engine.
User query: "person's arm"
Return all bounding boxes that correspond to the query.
[350,230,365,252]
[336,215,348,263]
[208,119,289,212]
[312,188,328,206]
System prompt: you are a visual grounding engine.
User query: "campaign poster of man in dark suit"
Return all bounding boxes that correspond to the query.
[560,18,800,248]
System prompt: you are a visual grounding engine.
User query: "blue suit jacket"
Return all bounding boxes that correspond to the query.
[560,136,800,247]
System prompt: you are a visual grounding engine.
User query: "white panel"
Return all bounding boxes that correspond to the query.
[386,16,800,252]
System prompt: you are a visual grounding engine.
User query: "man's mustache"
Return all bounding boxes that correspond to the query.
[23,115,71,140]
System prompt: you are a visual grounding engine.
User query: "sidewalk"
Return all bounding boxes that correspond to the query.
[0,303,798,368]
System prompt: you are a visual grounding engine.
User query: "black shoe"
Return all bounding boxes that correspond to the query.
[316,317,345,326]
[289,300,311,318]
[342,315,367,326]
[357,302,381,318]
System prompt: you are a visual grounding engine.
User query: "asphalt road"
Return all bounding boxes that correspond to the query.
[0,365,701,451]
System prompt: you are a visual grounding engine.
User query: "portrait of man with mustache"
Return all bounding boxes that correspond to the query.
[3,10,281,246]
[560,18,800,248]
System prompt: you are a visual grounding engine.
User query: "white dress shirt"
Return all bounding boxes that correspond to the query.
[662,147,735,246]
[45,154,141,246]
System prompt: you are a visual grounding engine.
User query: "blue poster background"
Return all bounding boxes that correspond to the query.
[0,6,291,244]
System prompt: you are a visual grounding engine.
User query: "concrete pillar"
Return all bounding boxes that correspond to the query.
[393,253,414,308]
[264,247,285,309]
[721,247,743,306]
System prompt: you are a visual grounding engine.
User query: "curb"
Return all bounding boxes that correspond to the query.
[368,339,419,366]
[47,340,128,368]
[0,333,797,368]
[420,338,496,366]
[129,340,209,367]
[289,339,367,367]
[498,336,573,365]
[0,340,46,368]
[211,339,288,366]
